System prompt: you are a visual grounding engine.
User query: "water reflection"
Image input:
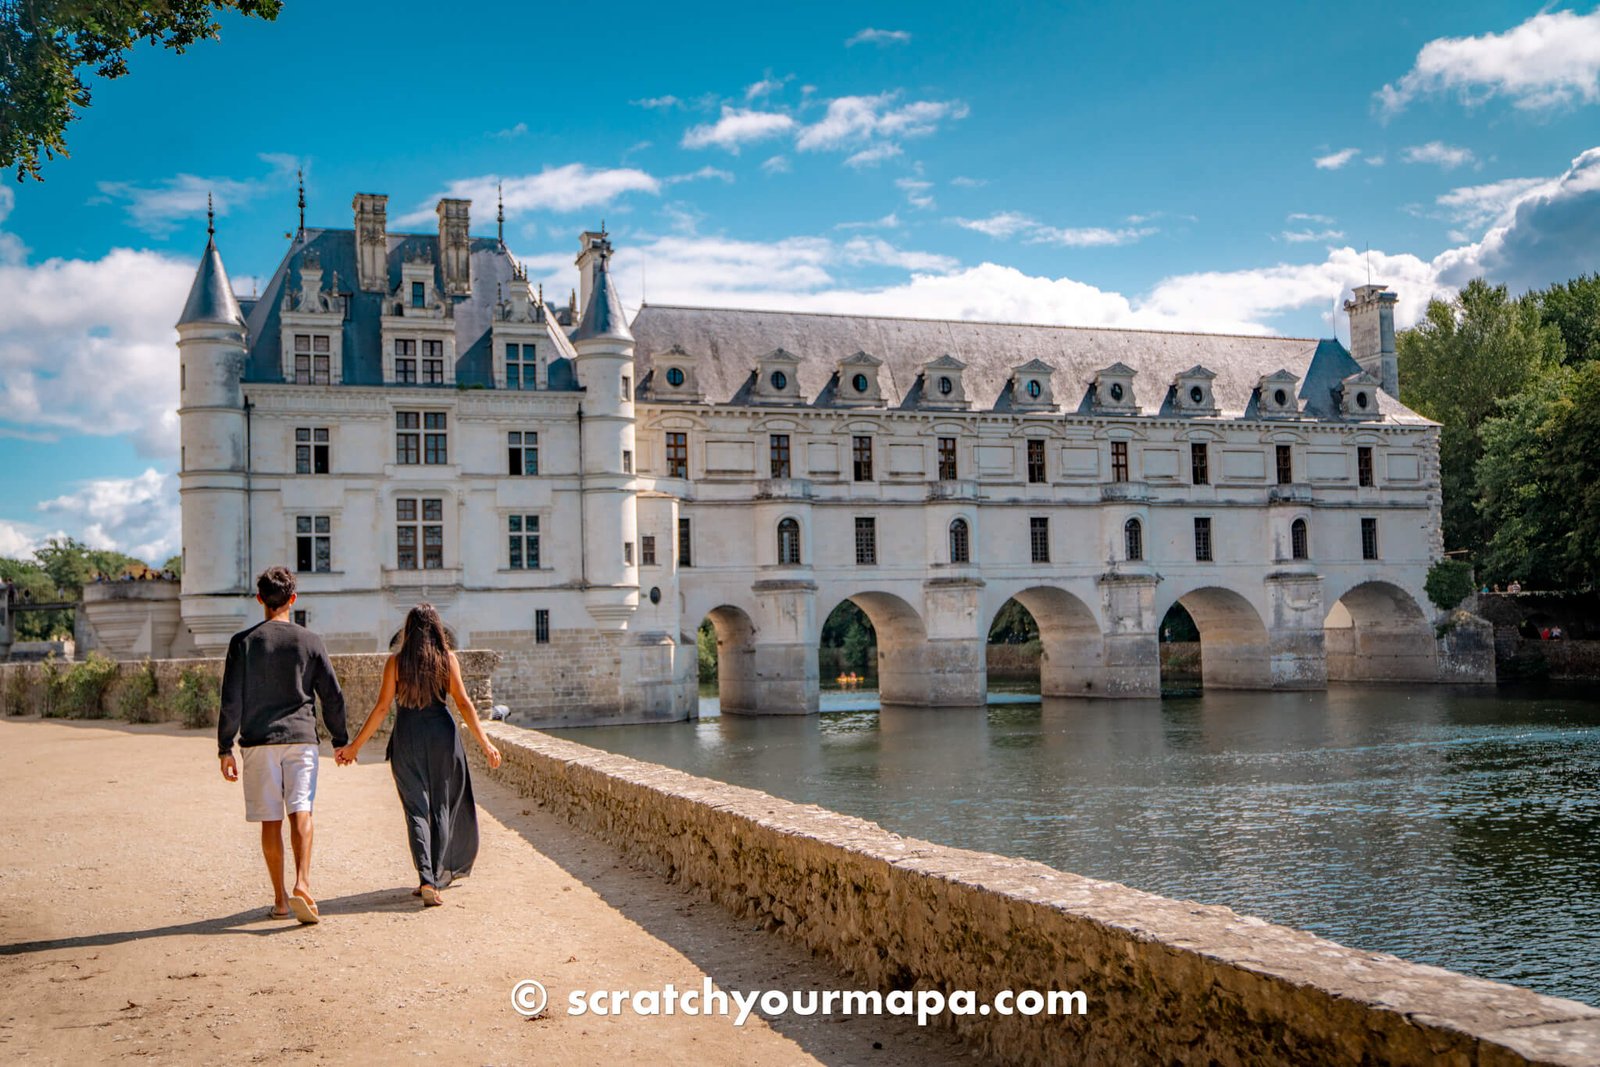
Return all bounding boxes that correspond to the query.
[577,683,1600,1005]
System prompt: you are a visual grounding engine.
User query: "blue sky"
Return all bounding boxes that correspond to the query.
[2,1,1599,562]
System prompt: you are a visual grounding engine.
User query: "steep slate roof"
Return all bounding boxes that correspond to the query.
[240,228,578,388]
[629,304,1431,422]
[570,252,633,344]
[178,237,245,328]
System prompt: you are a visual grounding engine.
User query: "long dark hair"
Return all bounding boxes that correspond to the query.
[395,603,452,708]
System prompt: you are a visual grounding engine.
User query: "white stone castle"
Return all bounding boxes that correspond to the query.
[173,192,1488,726]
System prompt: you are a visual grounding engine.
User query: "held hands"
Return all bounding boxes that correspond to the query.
[334,744,360,766]
[219,754,239,782]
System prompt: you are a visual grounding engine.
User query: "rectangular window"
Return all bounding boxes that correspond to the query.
[1026,439,1046,484]
[396,497,443,569]
[313,334,330,385]
[396,411,420,465]
[938,437,958,481]
[422,339,444,385]
[423,411,447,465]
[1030,517,1050,563]
[534,609,550,645]
[853,436,873,481]
[508,514,540,570]
[622,449,633,474]
[1191,443,1209,485]
[295,515,331,573]
[1194,517,1214,562]
[623,541,634,565]
[411,281,425,308]
[854,517,877,565]
[508,431,538,476]
[506,343,536,390]
[665,432,688,478]
[1357,446,1374,487]
[293,334,312,384]
[394,338,416,384]
[292,609,308,627]
[294,427,330,475]
[621,375,631,401]
[1361,517,1379,560]
[1111,441,1129,483]
[1276,444,1294,486]
[678,517,692,567]
[641,534,656,566]
[770,434,791,479]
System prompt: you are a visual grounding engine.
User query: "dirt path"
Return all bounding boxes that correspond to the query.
[0,717,973,1066]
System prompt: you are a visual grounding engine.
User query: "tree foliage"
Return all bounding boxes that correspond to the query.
[1398,279,1563,555]
[1,0,281,181]
[1423,559,1475,613]
[1,537,152,639]
[1534,274,1600,366]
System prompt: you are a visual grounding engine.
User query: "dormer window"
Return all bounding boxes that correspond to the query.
[938,376,953,396]
[1026,379,1043,399]
[771,370,788,391]
[411,281,425,309]
[852,373,870,393]
[1007,359,1057,412]
[648,344,706,403]
[1339,371,1382,420]
[754,348,803,404]
[665,366,685,388]
[293,334,331,384]
[1092,362,1137,414]
[1188,386,1204,404]
[1109,383,1124,401]
[835,351,884,408]
[1172,365,1218,416]
[1256,370,1301,418]
[506,343,537,389]
[918,355,969,410]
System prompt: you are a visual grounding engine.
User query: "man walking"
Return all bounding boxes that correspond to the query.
[218,566,347,924]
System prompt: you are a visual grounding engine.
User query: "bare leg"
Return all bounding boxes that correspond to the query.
[288,811,314,902]
[260,820,288,913]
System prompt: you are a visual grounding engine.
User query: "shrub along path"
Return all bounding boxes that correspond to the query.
[0,717,970,1066]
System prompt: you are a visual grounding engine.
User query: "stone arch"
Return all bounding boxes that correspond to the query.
[1159,585,1273,690]
[1324,580,1436,682]
[701,604,759,714]
[1002,587,1106,697]
[821,591,930,706]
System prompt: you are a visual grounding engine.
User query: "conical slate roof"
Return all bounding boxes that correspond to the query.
[177,237,244,327]
[570,251,632,344]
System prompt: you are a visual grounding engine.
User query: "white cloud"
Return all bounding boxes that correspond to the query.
[1288,212,1336,225]
[1313,147,1361,170]
[0,518,58,559]
[1435,176,1550,229]
[681,107,797,152]
[838,237,957,273]
[745,76,790,100]
[895,177,935,210]
[950,176,987,188]
[1281,229,1346,243]
[95,153,300,235]
[796,94,968,151]
[844,143,903,168]
[761,155,791,175]
[1402,141,1477,169]
[37,470,179,563]
[846,28,911,47]
[835,213,902,230]
[492,122,528,139]
[396,164,661,227]
[632,95,683,110]
[952,212,1033,238]
[665,166,735,185]
[1378,9,1600,115]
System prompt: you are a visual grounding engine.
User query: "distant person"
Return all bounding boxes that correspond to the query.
[218,566,348,924]
[336,604,501,908]
[1508,581,1523,594]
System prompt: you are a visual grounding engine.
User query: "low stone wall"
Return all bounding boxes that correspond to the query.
[0,651,499,738]
[473,723,1600,1067]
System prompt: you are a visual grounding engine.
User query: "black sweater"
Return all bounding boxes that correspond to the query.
[217,619,348,757]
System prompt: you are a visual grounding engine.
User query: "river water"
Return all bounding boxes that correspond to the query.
[574,683,1600,1005]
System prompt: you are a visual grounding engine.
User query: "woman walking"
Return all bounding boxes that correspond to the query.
[337,604,501,906]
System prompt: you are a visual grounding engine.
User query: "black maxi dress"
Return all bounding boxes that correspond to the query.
[386,695,479,888]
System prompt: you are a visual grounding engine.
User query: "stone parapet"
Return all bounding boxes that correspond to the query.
[473,722,1600,1067]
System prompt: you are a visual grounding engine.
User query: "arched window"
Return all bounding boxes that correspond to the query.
[1124,518,1143,561]
[949,518,971,564]
[1291,518,1309,560]
[777,517,801,565]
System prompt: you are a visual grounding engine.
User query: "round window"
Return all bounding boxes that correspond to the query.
[1189,385,1205,405]
[938,376,953,396]
[771,370,788,391]
[1274,388,1288,406]
[1109,382,1124,402]
[648,586,661,605]
[1356,390,1369,409]
[852,372,869,393]
[1026,379,1042,399]
[665,366,685,387]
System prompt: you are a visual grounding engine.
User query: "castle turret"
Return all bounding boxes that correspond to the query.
[176,214,252,653]
[1344,284,1399,397]
[570,233,638,628]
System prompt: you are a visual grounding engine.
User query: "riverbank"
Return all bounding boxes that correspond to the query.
[0,717,968,1065]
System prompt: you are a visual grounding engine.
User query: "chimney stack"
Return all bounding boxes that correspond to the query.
[576,229,611,315]
[352,193,388,292]
[1344,284,1398,397]
[437,198,471,296]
